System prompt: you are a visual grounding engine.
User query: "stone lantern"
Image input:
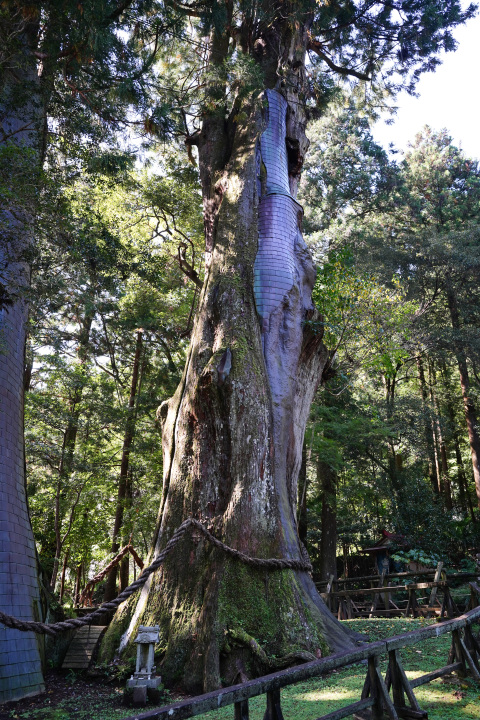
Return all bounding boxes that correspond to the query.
[126,625,162,706]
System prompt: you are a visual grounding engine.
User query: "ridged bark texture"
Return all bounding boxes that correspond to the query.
[0,301,45,702]
[0,20,46,700]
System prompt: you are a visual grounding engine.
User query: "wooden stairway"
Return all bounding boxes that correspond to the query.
[62,625,106,669]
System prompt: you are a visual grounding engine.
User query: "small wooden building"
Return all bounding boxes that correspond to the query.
[360,530,409,575]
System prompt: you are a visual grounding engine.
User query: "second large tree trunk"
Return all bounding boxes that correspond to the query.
[101,12,356,692]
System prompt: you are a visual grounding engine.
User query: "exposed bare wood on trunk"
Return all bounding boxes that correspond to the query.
[297,442,308,546]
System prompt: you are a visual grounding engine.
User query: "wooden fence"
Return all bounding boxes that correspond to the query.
[314,567,478,591]
[122,598,480,720]
[316,565,479,620]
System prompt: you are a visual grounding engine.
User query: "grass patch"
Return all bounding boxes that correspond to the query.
[4,619,480,720]
[202,618,480,720]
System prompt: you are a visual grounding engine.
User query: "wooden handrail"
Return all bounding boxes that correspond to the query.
[121,604,480,720]
[320,576,468,620]
[315,570,479,588]
[329,581,447,598]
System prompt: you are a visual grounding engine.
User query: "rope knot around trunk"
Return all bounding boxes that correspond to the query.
[0,517,312,636]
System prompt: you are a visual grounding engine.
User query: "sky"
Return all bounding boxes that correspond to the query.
[372,12,480,159]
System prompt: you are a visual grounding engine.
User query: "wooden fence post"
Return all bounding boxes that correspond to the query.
[387,649,427,718]
[405,587,418,618]
[452,629,467,678]
[458,631,480,682]
[325,574,334,611]
[469,581,480,611]
[368,655,398,720]
[264,689,284,720]
[369,571,386,618]
[465,625,480,669]
[384,585,391,615]
[346,595,354,620]
[337,597,347,621]
[235,700,249,720]
[427,562,443,616]
[441,587,458,619]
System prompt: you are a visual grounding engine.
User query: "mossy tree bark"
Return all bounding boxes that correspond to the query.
[102,6,356,692]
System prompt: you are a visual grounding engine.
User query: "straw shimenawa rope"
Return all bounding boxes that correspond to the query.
[0,517,312,636]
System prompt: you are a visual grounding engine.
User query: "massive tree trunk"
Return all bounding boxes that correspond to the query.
[0,16,46,702]
[101,10,356,693]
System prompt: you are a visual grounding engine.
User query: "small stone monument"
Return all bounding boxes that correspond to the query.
[125,625,162,706]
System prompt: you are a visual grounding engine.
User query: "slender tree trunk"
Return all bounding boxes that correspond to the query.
[318,457,337,581]
[445,274,480,509]
[453,431,476,521]
[428,360,443,495]
[59,549,70,605]
[383,370,403,493]
[429,363,452,509]
[119,471,134,592]
[102,11,355,692]
[120,353,147,591]
[74,562,83,606]
[0,16,46,701]
[441,362,477,522]
[417,356,439,494]
[50,310,94,589]
[104,330,143,601]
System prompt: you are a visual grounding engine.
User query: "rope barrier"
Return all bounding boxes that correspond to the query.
[0,517,312,636]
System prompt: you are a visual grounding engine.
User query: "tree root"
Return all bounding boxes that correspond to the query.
[226,628,316,673]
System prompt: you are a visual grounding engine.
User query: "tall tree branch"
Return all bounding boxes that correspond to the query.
[308,38,371,81]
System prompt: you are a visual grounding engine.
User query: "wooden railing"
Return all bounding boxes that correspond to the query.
[122,599,480,720]
[316,565,479,620]
[314,568,478,591]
